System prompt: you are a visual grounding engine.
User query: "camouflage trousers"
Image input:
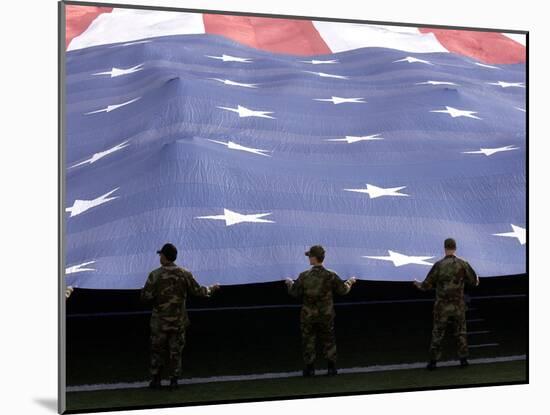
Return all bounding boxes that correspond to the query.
[301,317,337,364]
[429,308,468,361]
[150,325,186,378]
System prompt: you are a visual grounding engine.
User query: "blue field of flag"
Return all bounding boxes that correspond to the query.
[64,34,526,289]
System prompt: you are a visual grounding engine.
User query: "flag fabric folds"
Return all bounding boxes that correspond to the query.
[65,7,526,289]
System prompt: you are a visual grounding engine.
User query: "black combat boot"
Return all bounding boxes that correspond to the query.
[169,377,179,390]
[327,361,338,376]
[426,360,437,371]
[148,374,162,389]
[459,358,469,368]
[303,364,315,377]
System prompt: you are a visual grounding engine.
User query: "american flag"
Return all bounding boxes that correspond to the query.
[64,6,526,289]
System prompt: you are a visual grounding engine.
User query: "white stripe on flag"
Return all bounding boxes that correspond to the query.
[68,9,206,51]
[502,33,527,46]
[313,21,449,54]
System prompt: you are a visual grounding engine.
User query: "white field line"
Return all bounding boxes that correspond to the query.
[67,354,525,393]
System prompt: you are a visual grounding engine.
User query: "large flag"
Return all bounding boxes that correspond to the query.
[64,6,526,289]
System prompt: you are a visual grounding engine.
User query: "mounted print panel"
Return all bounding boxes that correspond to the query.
[59,1,527,413]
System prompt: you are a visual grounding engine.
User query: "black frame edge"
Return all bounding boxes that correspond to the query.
[58,1,67,413]
[524,30,530,385]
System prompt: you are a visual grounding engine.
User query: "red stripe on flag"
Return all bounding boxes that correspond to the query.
[65,5,113,48]
[203,14,331,56]
[419,28,525,64]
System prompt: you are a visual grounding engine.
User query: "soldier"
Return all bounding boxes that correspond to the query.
[414,238,479,370]
[286,245,357,377]
[141,243,220,389]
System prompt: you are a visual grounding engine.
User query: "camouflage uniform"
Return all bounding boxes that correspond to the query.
[141,264,212,378]
[419,255,478,361]
[288,265,353,364]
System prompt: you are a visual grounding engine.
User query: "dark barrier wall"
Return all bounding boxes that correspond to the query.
[67,274,527,315]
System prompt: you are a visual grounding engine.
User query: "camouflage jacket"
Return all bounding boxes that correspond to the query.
[288,265,352,321]
[141,264,211,329]
[419,255,478,306]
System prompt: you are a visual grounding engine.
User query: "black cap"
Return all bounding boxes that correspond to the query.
[157,243,177,262]
[305,245,325,260]
[444,238,457,250]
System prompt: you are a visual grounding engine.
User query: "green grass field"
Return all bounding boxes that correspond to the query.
[66,360,526,412]
[64,295,527,412]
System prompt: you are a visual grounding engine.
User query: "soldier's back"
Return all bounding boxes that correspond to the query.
[433,256,471,304]
[301,266,337,319]
[150,265,190,319]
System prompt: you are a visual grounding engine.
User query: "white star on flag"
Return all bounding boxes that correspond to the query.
[66,261,96,274]
[93,64,144,78]
[474,62,500,69]
[66,188,120,217]
[302,71,349,79]
[217,104,275,119]
[111,40,152,48]
[487,81,525,88]
[344,183,409,199]
[416,81,458,86]
[300,59,339,64]
[69,140,130,168]
[462,145,519,156]
[206,54,252,63]
[394,56,433,65]
[515,107,526,112]
[430,106,481,119]
[85,97,141,115]
[363,250,434,267]
[196,208,275,226]
[314,96,366,105]
[493,224,526,245]
[208,78,259,88]
[326,134,384,144]
[206,139,271,157]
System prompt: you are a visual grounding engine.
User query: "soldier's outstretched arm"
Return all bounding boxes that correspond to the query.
[414,263,438,291]
[287,273,304,298]
[140,272,156,302]
[65,286,74,299]
[332,273,355,295]
[464,261,480,287]
[186,271,218,297]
